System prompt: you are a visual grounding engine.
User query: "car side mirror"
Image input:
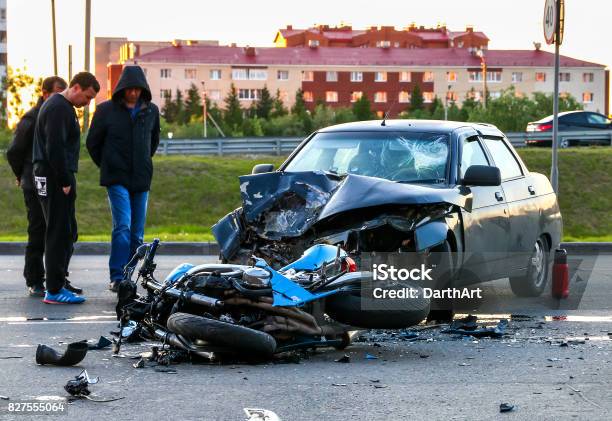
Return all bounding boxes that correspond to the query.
[252,164,275,174]
[461,165,501,186]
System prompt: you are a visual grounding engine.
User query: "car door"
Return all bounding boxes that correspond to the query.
[457,134,510,284]
[585,113,612,145]
[481,136,540,277]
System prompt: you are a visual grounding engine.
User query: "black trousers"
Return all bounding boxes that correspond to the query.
[22,188,46,287]
[35,171,77,294]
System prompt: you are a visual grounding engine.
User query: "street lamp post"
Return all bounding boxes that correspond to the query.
[444,85,451,121]
[479,52,487,109]
[201,81,207,138]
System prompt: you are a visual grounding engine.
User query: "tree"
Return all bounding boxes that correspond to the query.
[162,93,177,123]
[352,95,373,120]
[291,89,307,116]
[183,83,202,123]
[256,85,273,119]
[174,89,185,125]
[2,66,41,127]
[410,84,424,111]
[271,89,288,118]
[223,83,243,131]
[429,96,445,120]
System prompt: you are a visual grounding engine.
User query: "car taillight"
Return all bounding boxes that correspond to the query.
[341,257,357,273]
[536,123,553,131]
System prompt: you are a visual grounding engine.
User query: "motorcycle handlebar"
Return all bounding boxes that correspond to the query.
[143,278,222,309]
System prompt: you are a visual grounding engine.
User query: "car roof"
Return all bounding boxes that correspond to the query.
[317,119,504,137]
[533,110,596,123]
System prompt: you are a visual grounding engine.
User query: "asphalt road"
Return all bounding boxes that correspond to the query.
[1,254,611,421]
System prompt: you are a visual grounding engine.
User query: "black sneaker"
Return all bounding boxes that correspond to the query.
[108,281,121,293]
[65,280,83,295]
[28,285,46,298]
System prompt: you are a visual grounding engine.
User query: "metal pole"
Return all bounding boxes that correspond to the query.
[68,45,72,81]
[202,82,207,138]
[550,0,561,194]
[51,0,58,75]
[83,0,91,131]
[482,60,487,109]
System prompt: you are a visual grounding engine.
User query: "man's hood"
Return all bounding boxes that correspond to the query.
[112,65,152,102]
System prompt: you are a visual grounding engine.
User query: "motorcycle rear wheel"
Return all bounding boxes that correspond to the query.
[167,312,277,357]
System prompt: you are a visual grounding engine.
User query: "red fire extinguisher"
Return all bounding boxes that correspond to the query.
[552,248,569,299]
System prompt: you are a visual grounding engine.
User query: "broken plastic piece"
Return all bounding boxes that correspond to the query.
[64,370,99,397]
[87,336,113,350]
[244,408,281,421]
[365,353,378,360]
[442,318,508,338]
[499,403,514,413]
[133,358,145,369]
[335,355,350,363]
[36,342,88,366]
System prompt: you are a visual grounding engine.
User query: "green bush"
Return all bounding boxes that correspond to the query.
[0,127,12,150]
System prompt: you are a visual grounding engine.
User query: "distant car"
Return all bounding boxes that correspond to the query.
[525,111,612,148]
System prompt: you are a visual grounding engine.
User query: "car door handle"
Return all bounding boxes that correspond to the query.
[528,185,536,195]
[495,191,504,202]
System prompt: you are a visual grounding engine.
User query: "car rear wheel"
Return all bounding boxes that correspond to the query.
[559,138,570,148]
[509,236,550,297]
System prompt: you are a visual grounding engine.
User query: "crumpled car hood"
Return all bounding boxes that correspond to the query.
[235,171,471,240]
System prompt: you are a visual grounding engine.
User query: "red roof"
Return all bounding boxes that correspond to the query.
[135,45,605,68]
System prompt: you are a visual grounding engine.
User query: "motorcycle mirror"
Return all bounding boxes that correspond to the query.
[136,244,149,258]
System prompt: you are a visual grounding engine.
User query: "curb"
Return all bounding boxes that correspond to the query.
[0,242,611,256]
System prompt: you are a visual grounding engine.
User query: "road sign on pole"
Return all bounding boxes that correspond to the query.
[545,0,564,195]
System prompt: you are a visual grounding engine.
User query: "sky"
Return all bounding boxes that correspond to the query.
[6,0,611,107]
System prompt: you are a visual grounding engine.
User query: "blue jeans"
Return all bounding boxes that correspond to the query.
[107,185,149,282]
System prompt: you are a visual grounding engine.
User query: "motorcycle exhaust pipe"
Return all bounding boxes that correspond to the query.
[153,329,214,360]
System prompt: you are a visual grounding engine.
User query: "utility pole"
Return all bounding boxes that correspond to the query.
[68,45,72,81]
[83,0,91,131]
[201,81,207,138]
[51,0,58,75]
[444,84,451,121]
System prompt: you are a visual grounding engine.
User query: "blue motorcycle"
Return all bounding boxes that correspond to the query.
[116,239,430,359]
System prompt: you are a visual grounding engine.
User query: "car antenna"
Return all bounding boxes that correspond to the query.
[381,101,397,126]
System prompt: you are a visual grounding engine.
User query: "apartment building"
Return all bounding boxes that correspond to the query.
[0,0,7,117]
[95,37,218,103]
[274,24,489,50]
[123,44,608,116]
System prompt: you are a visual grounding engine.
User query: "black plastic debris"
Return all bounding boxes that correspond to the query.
[499,403,514,413]
[87,336,113,351]
[64,370,124,403]
[36,342,88,366]
[335,355,350,363]
[0,356,22,359]
[0,395,9,400]
[154,367,177,374]
[133,358,146,369]
[442,316,508,338]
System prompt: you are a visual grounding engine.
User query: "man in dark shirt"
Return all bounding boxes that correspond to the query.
[6,76,67,297]
[32,72,99,304]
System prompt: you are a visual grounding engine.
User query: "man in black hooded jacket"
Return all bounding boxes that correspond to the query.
[86,65,160,292]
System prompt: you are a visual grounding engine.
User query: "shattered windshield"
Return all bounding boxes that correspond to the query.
[284,131,450,183]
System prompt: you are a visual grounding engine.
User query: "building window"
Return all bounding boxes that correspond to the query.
[238,89,262,100]
[277,70,289,80]
[376,40,391,48]
[208,90,221,100]
[185,68,197,79]
[350,71,363,82]
[582,92,594,103]
[374,72,387,82]
[160,69,171,79]
[399,71,411,82]
[535,72,547,82]
[490,91,501,99]
[423,71,434,82]
[326,91,338,102]
[423,92,434,103]
[559,72,571,82]
[210,69,222,80]
[468,71,483,82]
[457,41,464,48]
[447,91,458,102]
[232,68,267,80]
[0,30,6,43]
[446,71,457,82]
[308,39,319,47]
[350,91,363,102]
[374,91,387,103]
[326,71,338,82]
[583,72,594,83]
[0,9,5,20]
[487,71,502,83]
[398,91,410,103]
[302,71,314,82]
[160,89,171,99]
[279,90,289,102]
[394,41,400,47]
[512,72,523,83]
[303,91,314,102]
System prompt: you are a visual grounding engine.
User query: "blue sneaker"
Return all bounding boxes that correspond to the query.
[43,288,86,304]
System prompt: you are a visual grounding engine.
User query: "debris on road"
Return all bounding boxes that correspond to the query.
[36,342,88,366]
[365,353,379,360]
[499,403,515,413]
[244,408,281,421]
[335,354,350,363]
[87,336,113,351]
[0,395,9,400]
[64,370,124,403]
[442,315,508,338]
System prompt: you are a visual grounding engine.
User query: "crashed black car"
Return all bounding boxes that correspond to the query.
[213,120,562,299]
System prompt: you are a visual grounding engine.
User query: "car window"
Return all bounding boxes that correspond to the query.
[284,131,450,183]
[586,113,610,125]
[460,136,489,178]
[561,113,587,125]
[482,138,523,180]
